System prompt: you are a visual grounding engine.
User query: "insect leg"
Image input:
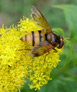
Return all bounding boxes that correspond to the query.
[44,52,49,62]
[53,48,57,52]
[17,49,31,51]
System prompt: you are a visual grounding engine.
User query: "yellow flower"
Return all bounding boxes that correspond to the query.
[0,25,28,92]
[0,17,63,92]
[18,17,62,90]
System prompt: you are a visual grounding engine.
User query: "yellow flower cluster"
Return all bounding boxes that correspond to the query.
[0,25,28,92]
[0,18,62,92]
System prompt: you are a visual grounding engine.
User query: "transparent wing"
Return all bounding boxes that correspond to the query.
[30,41,53,57]
[31,6,52,32]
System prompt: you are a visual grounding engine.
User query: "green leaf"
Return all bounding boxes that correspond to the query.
[53,5,77,37]
[52,28,64,38]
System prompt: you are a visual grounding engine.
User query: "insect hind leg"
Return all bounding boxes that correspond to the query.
[53,48,57,52]
[44,52,49,62]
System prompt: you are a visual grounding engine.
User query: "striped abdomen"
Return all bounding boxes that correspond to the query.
[20,30,47,46]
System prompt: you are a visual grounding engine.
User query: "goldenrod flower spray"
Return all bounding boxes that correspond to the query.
[0,18,62,92]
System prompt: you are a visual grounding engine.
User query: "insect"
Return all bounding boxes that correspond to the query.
[20,6,64,57]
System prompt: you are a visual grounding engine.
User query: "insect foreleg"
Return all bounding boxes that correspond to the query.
[17,49,31,51]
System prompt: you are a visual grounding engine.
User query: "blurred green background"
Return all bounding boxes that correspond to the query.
[0,0,77,92]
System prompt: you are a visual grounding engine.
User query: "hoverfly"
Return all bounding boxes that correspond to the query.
[20,6,64,57]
